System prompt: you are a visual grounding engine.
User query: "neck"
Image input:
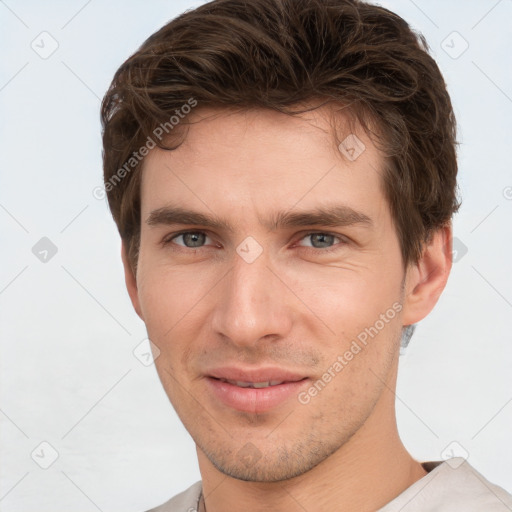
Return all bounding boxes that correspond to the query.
[197,361,427,512]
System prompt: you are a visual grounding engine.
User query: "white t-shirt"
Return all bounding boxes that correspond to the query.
[144,458,512,511]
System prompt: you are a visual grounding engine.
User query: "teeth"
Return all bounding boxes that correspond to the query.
[252,381,271,388]
[222,379,285,388]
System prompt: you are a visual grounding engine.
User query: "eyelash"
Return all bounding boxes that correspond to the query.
[161,230,348,254]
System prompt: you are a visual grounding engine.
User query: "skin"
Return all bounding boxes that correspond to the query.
[122,106,452,512]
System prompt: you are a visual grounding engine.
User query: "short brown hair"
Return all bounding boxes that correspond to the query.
[101,0,460,275]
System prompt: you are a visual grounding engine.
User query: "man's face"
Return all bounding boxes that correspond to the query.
[132,107,409,481]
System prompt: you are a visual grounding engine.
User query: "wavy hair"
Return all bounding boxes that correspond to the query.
[101,0,460,274]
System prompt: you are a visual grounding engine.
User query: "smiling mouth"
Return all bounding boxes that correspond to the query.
[213,378,298,388]
[206,375,310,413]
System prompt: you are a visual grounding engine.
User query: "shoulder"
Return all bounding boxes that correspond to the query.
[143,480,202,512]
[379,459,512,511]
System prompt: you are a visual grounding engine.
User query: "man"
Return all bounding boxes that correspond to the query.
[100,0,512,510]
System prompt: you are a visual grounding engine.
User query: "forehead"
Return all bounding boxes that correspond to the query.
[152,104,369,164]
[139,106,388,226]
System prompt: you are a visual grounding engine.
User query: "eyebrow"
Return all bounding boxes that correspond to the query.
[146,204,373,232]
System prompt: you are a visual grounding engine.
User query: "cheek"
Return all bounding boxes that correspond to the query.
[291,263,402,327]
[136,267,186,347]
[138,254,205,318]
[305,305,402,420]
[289,263,403,382]
[136,263,218,361]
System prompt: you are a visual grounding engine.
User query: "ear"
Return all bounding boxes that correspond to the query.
[401,224,453,326]
[121,241,144,321]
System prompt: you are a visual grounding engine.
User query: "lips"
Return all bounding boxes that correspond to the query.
[204,366,309,413]
[216,379,286,388]
[207,367,307,386]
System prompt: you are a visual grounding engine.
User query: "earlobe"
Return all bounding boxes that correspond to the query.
[401,224,453,326]
[121,241,144,321]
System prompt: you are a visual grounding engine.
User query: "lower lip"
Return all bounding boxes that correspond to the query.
[205,377,309,413]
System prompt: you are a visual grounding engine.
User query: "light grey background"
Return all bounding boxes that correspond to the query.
[1,1,511,511]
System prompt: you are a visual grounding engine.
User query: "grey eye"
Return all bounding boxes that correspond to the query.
[303,233,337,249]
[176,232,208,248]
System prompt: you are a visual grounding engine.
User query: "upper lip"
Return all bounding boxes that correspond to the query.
[207,367,308,383]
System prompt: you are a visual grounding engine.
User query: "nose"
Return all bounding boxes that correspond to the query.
[210,247,293,348]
